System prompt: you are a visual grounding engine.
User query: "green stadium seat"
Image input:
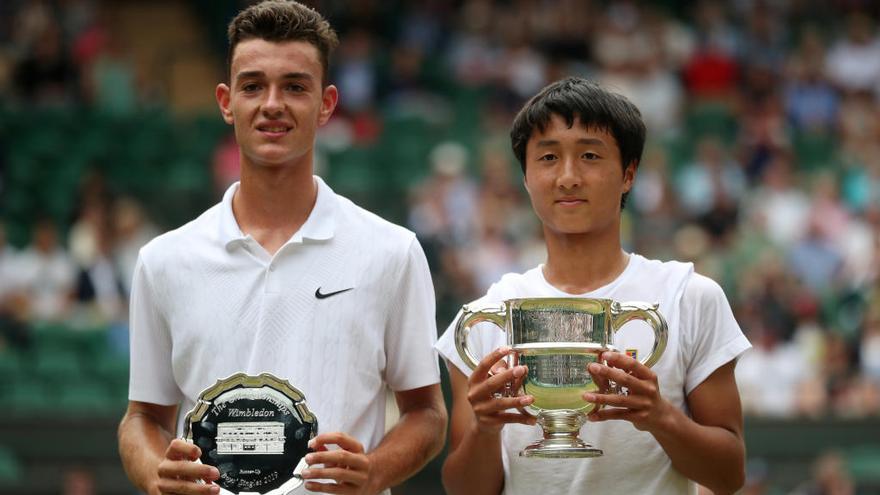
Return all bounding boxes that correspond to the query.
[848,446,880,483]
[8,379,53,413]
[58,378,120,415]
[31,347,83,384]
[792,131,838,172]
[684,103,738,144]
[0,446,22,484]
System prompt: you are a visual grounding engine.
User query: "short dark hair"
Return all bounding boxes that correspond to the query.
[226,0,339,85]
[510,77,646,208]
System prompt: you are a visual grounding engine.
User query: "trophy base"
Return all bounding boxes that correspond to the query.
[520,409,601,458]
[519,437,603,458]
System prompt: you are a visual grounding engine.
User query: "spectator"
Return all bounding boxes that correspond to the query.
[745,154,811,248]
[825,12,880,95]
[784,28,839,135]
[676,136,746,218]
[736,324,812,417]
[15,219,76,322]
[12,21,78,105]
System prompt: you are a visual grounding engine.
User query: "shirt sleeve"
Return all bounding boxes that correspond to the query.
[383,237,441,392]
[680,273,752,394]
[128,253,183,405]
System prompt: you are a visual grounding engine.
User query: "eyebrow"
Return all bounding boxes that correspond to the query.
[534,138,607,147]
[234,71,314,83]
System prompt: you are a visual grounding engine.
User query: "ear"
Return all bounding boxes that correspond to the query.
[622,161,637,193]
[216,83,234,125]
[318,84,339,126]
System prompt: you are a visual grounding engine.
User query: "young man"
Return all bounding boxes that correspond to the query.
[117,2,446,495]
[436,78,751,494]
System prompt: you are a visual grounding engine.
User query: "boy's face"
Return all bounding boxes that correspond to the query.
[216,39,337,169]
[523,115,635,237]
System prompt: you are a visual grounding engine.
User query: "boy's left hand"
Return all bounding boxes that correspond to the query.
[301,432,376,495]
[583,351,674,432]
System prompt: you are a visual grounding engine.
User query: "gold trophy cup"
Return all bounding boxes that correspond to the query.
[455,298,667,458]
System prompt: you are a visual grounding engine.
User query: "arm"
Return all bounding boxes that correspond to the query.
[654,360,745,493]
[301,384,447,494]
[441,348,535,495]
[585,353,745,494]
[118,401,220,495]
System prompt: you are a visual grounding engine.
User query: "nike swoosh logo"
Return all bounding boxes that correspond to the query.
[315,287,354,299]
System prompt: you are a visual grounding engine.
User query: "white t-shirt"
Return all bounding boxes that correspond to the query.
[15,247,76,320]
[436,254,751,495]
[129,178,440,492]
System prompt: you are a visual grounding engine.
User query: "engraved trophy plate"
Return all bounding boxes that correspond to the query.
[184,373,317,495]
[455,298,667,458]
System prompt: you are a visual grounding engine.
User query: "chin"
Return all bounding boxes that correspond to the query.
[546,224,593,236]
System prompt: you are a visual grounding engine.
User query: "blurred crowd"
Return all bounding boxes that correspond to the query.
[2,0,880,428]
[0,0,146,113]
[389,0,880,421]
[0,171,158,348]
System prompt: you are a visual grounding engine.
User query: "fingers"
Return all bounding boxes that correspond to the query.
[469,364,527,400]
[582,390,650,410]
[470,346,512,383]
[473,395,534,415]
[304,450,369,472]
[301,466,367,485]
[601,351,655,380]
[589,358,657,396]
[303,481,354,494]
[157,459,219,482]
[489,358,509,375]
[587,407,632,423]
[155,478,220,495]
[485,365,526,395]
[301,437,371,495]
[165,439,201,461]
[159,441,219,484]
[587,361,611,391]
[309,432,365,454]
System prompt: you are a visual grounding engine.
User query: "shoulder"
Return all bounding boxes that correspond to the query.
[681,271,727,307]
[627,254,695,296]
[138,204,222,269]
[333,194,417,252]
[632,254,693,279]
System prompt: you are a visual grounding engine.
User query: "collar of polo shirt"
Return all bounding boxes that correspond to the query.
[218,176,338,248]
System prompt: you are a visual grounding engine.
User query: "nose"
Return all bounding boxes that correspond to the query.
[262,85,284,116]
[556,157,581,190]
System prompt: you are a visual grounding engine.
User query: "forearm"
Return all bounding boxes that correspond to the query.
[651,406,745,494]
[118,411,174,493]
[442,423,505,495]
[366,405,447,492]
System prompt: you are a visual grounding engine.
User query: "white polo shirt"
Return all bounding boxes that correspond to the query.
[129,177,440,455]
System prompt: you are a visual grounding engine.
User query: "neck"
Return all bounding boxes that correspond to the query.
[542,225,629,294]
[232,157,317,255]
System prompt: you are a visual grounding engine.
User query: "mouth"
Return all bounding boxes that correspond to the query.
[555,198,587,207]
[256,124,292,137]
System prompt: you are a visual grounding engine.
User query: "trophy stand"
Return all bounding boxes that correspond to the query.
[520,410,602,458]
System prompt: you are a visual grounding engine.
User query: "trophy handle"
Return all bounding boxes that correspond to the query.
[454,302,508,371]
[611,302,668,368]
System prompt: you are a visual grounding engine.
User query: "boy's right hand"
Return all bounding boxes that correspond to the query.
[154,439,220,495]
[466,346,537,434]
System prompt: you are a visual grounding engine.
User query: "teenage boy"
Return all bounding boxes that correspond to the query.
[437,77,750,495]
[118,2,446,494]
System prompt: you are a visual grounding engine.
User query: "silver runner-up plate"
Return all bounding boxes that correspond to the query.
[184,373,317,495]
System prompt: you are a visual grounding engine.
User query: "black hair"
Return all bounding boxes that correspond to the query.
[510,77,646,208]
